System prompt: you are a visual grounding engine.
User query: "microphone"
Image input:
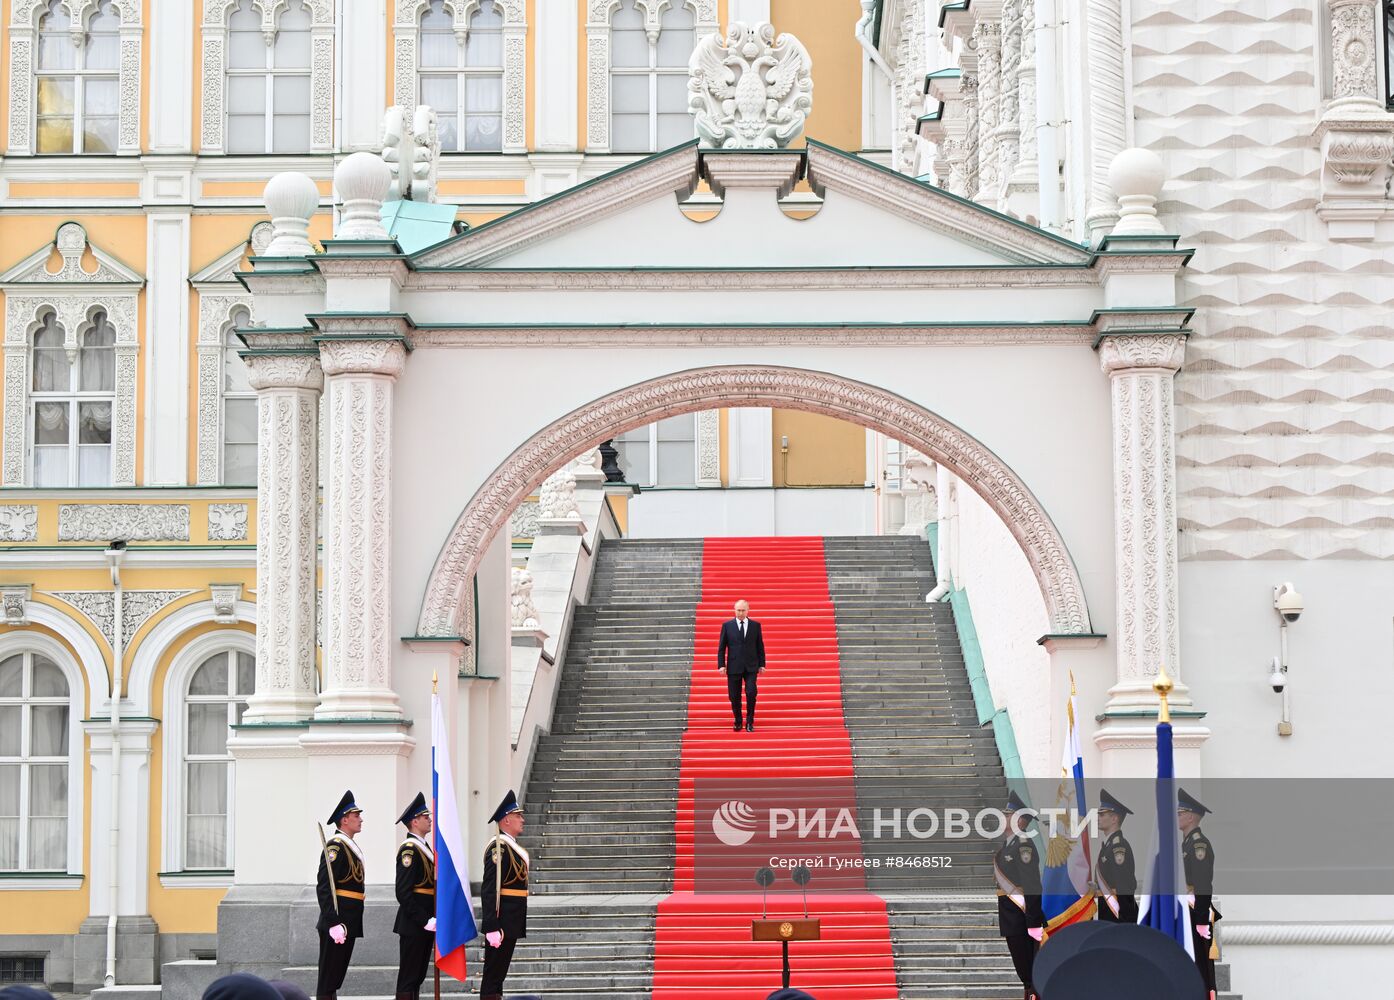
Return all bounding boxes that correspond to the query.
[755,866,776,918]
[792,864,812,918]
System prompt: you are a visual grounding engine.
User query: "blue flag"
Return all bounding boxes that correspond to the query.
[1137,720,1194,957]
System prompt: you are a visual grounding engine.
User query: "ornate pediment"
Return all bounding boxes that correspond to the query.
[0,222,145,288]
[191,222,274,287]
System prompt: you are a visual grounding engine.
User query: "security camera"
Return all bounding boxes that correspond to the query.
[1269,657,1286,694]
[1274,582,1304,623]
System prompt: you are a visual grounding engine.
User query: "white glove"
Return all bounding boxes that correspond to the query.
[1027,927,1044,942]
[423,917,436,932]
[485,930,503,948]
[1196,924,1212,940]
[329,924,347,945]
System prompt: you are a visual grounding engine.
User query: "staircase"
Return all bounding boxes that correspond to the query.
[824,536,1022,999]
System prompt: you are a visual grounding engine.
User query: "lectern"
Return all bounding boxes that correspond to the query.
[750,864,821,989]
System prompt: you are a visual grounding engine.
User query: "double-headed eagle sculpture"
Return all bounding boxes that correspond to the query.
[688,21,814,150]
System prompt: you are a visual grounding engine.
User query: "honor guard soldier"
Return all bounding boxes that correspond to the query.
[316,791,366,1000]
[995,791,1045,1000]
[394,792,437,1000]
[1179,788,1221,1000]
[1094,788,1138,923]
[480,790,528,1000]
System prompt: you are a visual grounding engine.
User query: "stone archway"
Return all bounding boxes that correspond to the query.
[416,364,1094,638]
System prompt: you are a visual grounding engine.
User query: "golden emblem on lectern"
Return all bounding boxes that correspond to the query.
[780,922,794,938]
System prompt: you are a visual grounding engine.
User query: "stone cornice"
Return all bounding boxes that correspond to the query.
[308,314,417,340]
[1095,331,1188,375]
[318,338,408,379]
[804,141,1091,265]
[407,323,1097,348]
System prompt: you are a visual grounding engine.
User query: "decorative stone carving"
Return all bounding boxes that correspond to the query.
[49,589,195,651]
[510,567,540,628]
[2,585,30,626]
[1098,333,1187,709]
[1009,0,1039,196]
[334,152,393,240]
[418,367,1093,640]
[0,506,38,542]
[995,0,1021,194]
[899,451,938,536]
[537,466,581,520]
[382,105,440,203]
[58,504,190,542]
[208,503,250,541]
[509,500,540,538]
[1108,147,1167,237]
[210,584,243,624]
[193,292,252,485]
[317,339,407,719]
[1083,0,1128,240]
[8,0,141,156]
[696,410,721,486]
[200,0,334,153]
[587,0,718,152]
[240,351,322,724]
[973,18,1002,199]
[572,447,604,476]
[689,22,813,149]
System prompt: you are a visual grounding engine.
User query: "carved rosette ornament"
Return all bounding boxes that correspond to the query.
[317,339,407,720]
[240,352,323,724]
[1098,334,1187,710]
[689,22,813,149]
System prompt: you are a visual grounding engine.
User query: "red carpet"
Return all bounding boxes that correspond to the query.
[652,538,899,1000]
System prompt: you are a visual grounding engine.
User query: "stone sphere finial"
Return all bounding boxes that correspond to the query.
[262,172,321,256]
[335,151,392,240]
[1108,147,1167,237]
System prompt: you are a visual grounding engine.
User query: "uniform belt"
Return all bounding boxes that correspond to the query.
[336,889,365,900]
[500,888,528,898]
[413,888,435,895]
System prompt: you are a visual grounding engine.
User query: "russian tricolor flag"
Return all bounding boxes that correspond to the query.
[432,693,479,981]
[1042,677,1096,931]
[1137,718,1195,958]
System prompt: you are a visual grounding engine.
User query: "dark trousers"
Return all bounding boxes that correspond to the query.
[727,671,757,724]
[1004,933,1037,991]
[1097,897,1138,923]
[479,935,517,997]
[316,932,356,997]
[396,930,434,995]
[1191,924,1216,992]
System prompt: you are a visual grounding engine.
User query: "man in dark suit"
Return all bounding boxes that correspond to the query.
[316,790,365,1000]
[717,600,766,732]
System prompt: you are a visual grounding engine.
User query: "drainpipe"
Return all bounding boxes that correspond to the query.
[104,541,126,988]
[856,1,895,78]
[1034,0,1062,229]
[927,464,953,601]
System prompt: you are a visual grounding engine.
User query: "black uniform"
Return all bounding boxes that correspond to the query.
[994,833,1044,997]
[394,834,436,999]
[1183,826,1220,993]
[1095,828,1138,923]
[479,834,528,999]
[315,833,366,999]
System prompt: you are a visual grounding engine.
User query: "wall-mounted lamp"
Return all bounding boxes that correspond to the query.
[1271,582,1303,736]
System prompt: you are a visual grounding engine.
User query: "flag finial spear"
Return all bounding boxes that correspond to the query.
[432,669,438,695]
[1153,666,1173,723]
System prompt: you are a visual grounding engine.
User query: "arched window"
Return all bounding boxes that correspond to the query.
[614,414,696,486]
[183,649,255,870]
[609,0,696,152]
[222,307,257,485]
[35,0,120,154]
[0,651,70,871]
[31,309,115,487]
[418,0,504,152]
[226,0,313,154]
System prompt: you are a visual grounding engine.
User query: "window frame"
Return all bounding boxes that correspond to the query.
[220,307,257,487]
[0,640,83,876]
[29,309,116,488]
[607,0,695,153]
[33,0,122,155]
[614,413,698,487]
[417,0,506,152]
[224,0,314,155]
[161,631,256,879]
[181,648,254,872]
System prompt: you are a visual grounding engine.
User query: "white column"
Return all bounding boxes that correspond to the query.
[240,354,323,724]
[84,720,157,916]
[148,0,193,151]
[535,0,579,151]
[695,410,722,487]
[1098,333,1187,711]
[340,0,388,150]
[729,408,773,488]
[1007,0,1039,212]
[143,213,191,485]
[994,0,1021,202]
[973,17,1002,202]
[1082,0,1128,241]
[729,0,772,24]
[316,339,407,720]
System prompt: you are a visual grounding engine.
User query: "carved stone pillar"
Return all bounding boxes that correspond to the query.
[1009,0,1039,197]
[315,338,407,720]
[973,18,1002,200]
[1083,0,1128,241]
[960,70,980,199]
[240,352,323,724]
[1097,334,1191,713]
[1314,0,1394,239]
[994,0,1022,202]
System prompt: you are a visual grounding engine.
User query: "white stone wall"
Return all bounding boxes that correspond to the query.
[954,481,1054,777]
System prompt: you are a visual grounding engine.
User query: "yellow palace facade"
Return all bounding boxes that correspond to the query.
[0,0,898,989]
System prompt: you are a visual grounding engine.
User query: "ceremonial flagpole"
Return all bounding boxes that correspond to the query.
[433,670,441,1000]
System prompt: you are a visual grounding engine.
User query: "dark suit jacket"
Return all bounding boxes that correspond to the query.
[718,618,765,675]
[480,836,528,938]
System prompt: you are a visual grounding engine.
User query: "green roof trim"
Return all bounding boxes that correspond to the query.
[938,0,970,28]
